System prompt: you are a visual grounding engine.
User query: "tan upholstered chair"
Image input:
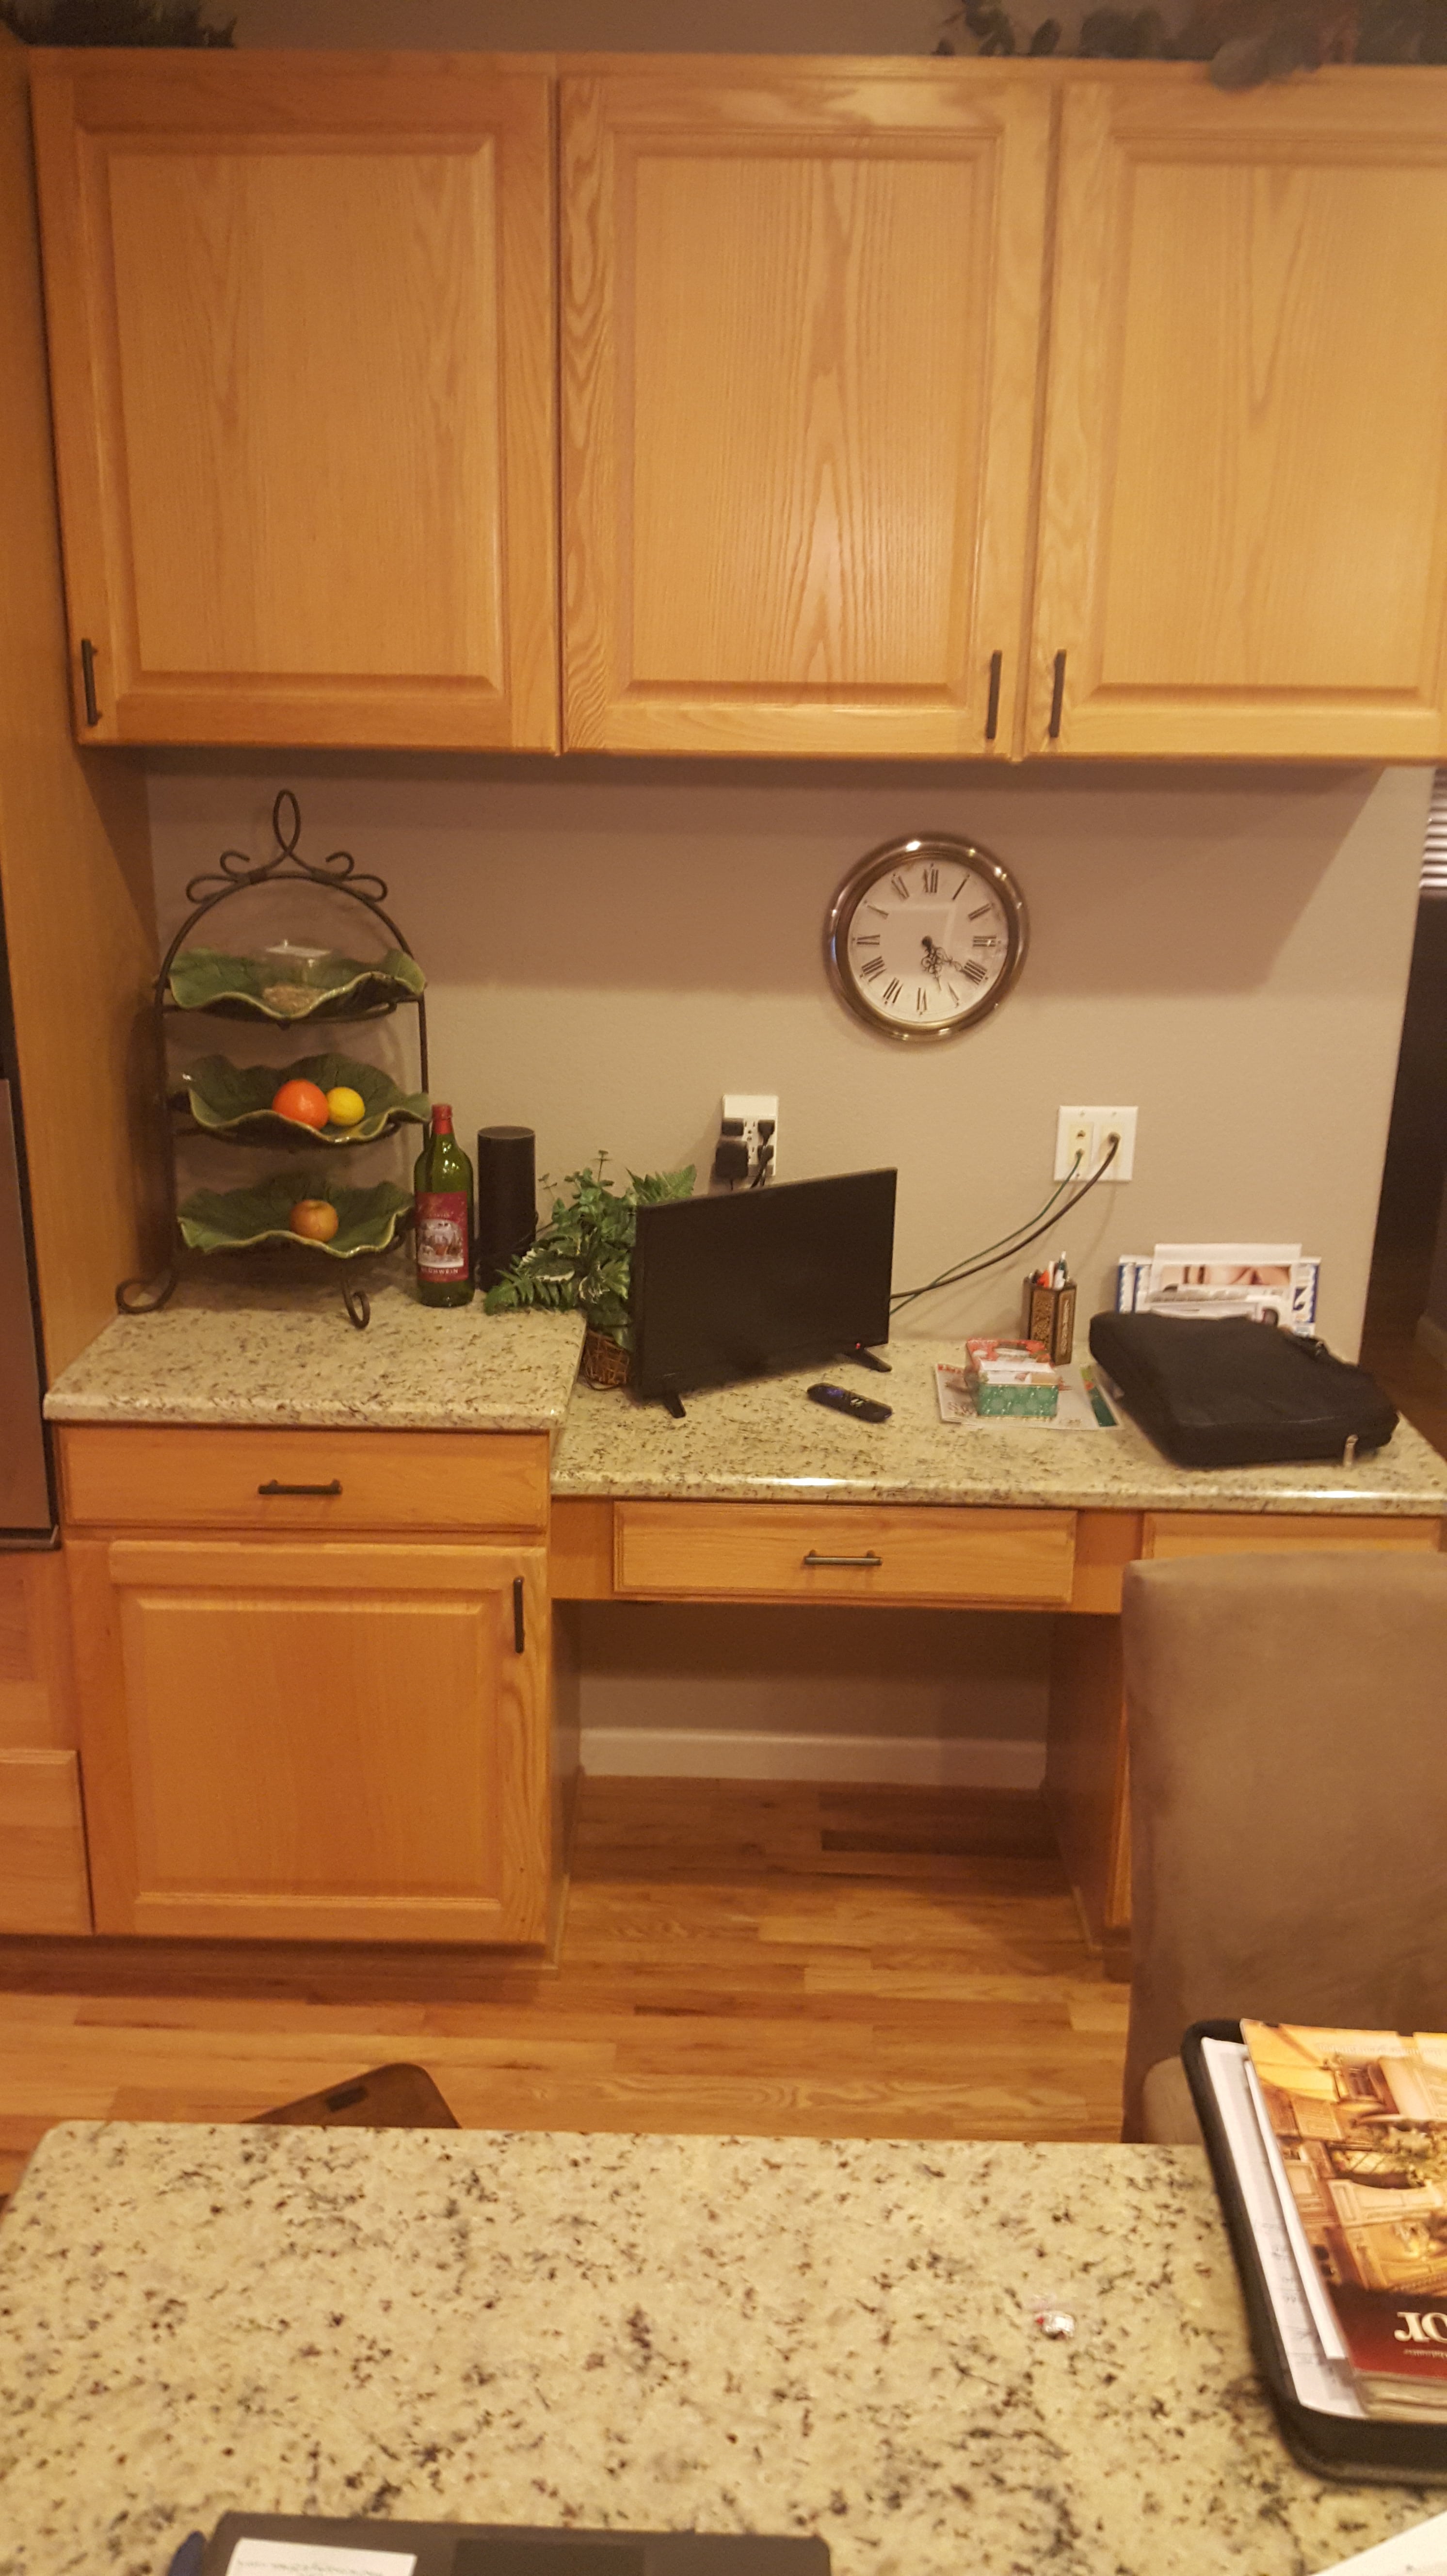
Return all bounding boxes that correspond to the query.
[1121,1551,1447,2146]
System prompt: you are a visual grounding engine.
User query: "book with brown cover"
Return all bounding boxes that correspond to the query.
[1242,2022,1447,2419]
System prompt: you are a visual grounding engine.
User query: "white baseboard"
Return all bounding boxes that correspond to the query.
[580,1726,1046,1789]
[1416,1311,1447,1371]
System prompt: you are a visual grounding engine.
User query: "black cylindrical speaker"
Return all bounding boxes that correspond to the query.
[475,1126,537,1288]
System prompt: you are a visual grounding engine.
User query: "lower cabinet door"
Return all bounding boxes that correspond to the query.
[67,1536,550,1944]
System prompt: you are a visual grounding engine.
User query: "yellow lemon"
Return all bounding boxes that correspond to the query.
[325,1084,366,1128]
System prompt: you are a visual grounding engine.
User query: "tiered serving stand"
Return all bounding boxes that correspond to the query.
[118,790,429,1331]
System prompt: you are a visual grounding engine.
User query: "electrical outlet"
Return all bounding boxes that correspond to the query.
[716,1093,780,1188]
[1054,1106,1136,1183]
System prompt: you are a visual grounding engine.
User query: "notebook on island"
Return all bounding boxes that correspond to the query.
[190,2516,830,2575]
[1186,2020,1447,2482]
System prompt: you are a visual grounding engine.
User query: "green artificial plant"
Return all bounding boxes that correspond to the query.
[483,1154,694,1353]
[939,0,1447,80]
[0,0,233,38]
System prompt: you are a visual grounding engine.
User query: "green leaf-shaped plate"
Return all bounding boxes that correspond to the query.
[168,946,426,1022]
[182,1053,430,1146]
[177,1172,413,1259]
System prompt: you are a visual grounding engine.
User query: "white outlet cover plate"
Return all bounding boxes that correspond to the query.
[1055,1106,1136,1182]
[721,1094,780,1183]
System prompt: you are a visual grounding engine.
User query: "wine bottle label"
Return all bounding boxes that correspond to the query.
[416,1192,470,1283]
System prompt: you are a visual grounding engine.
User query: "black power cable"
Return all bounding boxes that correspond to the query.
[890,1132,1122,1318]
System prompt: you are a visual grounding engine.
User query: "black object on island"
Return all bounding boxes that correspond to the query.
[193,2515,830,2571]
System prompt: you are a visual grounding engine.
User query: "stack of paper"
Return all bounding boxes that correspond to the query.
[1116,1242,1319,1332]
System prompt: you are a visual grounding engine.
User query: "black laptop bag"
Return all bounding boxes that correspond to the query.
[1087,1312,1398,1468]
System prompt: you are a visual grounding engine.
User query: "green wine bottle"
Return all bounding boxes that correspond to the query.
[413,1103,475,1308]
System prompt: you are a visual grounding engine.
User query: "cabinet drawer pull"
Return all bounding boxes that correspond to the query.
[80,637,101,726]
[984,648,1003,742]
[802,1549,883,1569]
[513,1576,526,1654]
[1048,649,1066,741]
[257,1478,342,1497]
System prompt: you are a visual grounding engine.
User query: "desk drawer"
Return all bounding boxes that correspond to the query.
[1142,1511,1442,1562]
[614,1501,1075,1606]
[60,1425,549,1536]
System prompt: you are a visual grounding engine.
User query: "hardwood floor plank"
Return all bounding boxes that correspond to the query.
[0,1781,1128,2188]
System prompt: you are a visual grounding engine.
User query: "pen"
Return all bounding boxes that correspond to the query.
[1051,1256,1067,1288]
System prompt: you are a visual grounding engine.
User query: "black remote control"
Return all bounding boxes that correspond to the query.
[807,1382,892,1424]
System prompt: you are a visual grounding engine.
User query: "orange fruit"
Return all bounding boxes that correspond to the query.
[272,1078,329,1128]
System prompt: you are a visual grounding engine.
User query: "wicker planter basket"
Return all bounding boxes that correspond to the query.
[581,1328,632,1390]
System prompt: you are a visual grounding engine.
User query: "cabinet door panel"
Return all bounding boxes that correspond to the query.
[70,1536,549,1943]
[563,64,1050,755]
[1031,71,1447,758]
[31,54,557,749]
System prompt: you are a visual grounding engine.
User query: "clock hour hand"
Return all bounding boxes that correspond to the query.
[920,934,969,981]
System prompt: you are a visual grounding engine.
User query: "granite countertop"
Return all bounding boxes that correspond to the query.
[0,2122,1435,2576]
[553,1338,1447,1516]
[44,1292,1447,1514]
[43,1283,587,1436]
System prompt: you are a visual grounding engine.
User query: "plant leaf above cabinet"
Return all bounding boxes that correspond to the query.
[28,53,1447,761]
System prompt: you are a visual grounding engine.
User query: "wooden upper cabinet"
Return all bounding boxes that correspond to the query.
[1030,70,1447,759]
[29,53,558,750]
[560,62,1052,757]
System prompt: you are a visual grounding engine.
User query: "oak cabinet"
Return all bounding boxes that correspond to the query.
[561,62,1051,757]
[28,51,1447,761]
[0,1555,91,1935]
[29,52,558,750]
[1030,71,1447,759]
[67,1531,551,1943]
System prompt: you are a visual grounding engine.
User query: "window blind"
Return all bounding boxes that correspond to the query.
[1423,768,1447,895]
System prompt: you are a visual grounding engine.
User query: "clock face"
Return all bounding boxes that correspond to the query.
[824,836,1028,1042]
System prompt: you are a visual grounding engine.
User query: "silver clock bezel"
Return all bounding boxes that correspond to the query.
[824,834,1029,1043]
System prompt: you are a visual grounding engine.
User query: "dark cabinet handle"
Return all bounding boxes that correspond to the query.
[1048,650,1066,741]
[80,637,100,726]
[257,1478,342,1497]
[984,649,1003,743]
[513,1576,526,1654]
[802,1550,883,1569]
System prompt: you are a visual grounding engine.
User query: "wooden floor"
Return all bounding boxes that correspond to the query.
[0,1780,1129,2195]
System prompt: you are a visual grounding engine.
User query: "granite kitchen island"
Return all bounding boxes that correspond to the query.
[0,2121,1437,2576]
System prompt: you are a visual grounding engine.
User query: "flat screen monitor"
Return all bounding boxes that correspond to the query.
[630,1168,896,1402]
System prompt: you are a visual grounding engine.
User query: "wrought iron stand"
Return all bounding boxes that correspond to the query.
[118,789,429,1332]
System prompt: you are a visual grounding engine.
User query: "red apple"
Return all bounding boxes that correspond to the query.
[289,1199,339,1242]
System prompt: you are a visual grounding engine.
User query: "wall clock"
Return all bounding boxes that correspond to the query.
[824,834,1028,1043]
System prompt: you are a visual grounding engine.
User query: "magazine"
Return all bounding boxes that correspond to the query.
[1115,1244,1320,1333]
[1241,2023,1447,2420]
